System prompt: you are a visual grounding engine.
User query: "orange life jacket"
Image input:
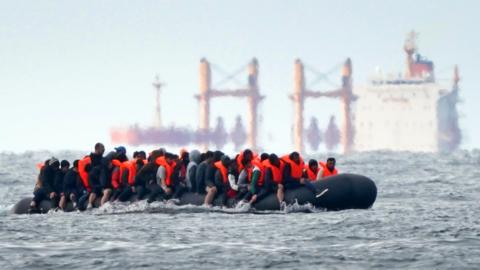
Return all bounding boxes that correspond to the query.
[214,161,237,198]
[126,159,147,186]
[319,162,338,178]
[78,156,92,192]
[214,161,229,184]
[281,155,304,179]
[36,162,45,170]
[247,159,264,186]
[262,159,284,184]
[236,150,258,172]
[304,165,319,181]
[155,156,176,187]
[110,159,125,189]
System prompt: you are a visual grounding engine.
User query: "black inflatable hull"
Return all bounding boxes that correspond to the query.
[12,174,377,214]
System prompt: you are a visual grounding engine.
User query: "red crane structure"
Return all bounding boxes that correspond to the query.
[290,58,356,154]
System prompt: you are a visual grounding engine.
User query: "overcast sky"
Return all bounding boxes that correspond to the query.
[0,0,478,154]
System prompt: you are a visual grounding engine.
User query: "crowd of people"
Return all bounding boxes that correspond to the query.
[29,143,338,213]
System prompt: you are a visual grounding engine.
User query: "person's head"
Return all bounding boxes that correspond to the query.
[73,160,79,170]
[133,151,139,159]
[326,157,336,171]
[94,142,105,156]
[138,151,147,160]
[221,155,231,167]
[204,151,214,162]
[308,159,318,171]
[115,146,127,156]
[180,150,189,165]
[148,150,163,162]
[48,157,60,169]
[289,151,301,164]
[158,148,166,156]
[260,153,269,162]
[269,153,280,167]
[60,160,70,172]
[190,150,201,164]
[213,151,224,162]
[165,152,175,164]
[242,149,253,163]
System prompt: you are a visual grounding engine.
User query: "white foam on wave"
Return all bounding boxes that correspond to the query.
[86,199,322,216]
[0,204,14,216]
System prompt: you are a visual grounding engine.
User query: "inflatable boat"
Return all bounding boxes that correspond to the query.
[12,173,377,214]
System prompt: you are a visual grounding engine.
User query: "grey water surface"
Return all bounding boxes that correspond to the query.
[1,150,480,269]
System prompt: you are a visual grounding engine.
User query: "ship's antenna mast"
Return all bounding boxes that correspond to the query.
[152,75,165,129]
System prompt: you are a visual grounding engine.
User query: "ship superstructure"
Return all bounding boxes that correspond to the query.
[353,32,461,152]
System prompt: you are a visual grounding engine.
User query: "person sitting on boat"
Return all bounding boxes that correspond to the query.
[282,152,320,196]
[202,151,224,206]
[29,158,60,213]
[109,158,129,202]
[135,149,164,201]
[86,163,103,210]
[318,157,338,179]
[114,151,147,202]
[52,160,70,209]
[178,149,189,184]
[185,150,201,192]
[99,146,129,206]
[150,152,178,201]
[239,157,268,205]
[262,153,286,210]
[195,150,214,194]
[236,149,254,173]
[210,155,237,206]
[59,160,81,211]
[78,142,105,200]
[304,159,319,181]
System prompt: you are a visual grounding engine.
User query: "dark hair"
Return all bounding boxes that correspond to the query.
[243,149,253,158]
[213,151,224,162]
[165,152,175,159]
[268,153,279,164]
[204,151,214,160]
[260,153,269,161]
[73,160,79,168]
[60,160,70,168]
[94,142,104,151]
[133,151,139,158]
[138,151,147,159]
[308,159,317,168]
[289,151,300,160]
[221,155,231,166]
[327,157,336,163]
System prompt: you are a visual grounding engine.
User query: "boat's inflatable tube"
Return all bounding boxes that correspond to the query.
[12,173,377,214]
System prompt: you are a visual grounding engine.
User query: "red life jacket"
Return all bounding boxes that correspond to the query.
[78,156,92,192]
[262,159,284,184]
[247,159,264,186]
[36,162,45,170]
[281,155,304,179]
[304,165,319,181]
[155,157,176,187]
[110,159,125,189]
[213,161,228,184]
[319,162,338,178]
[125,159,147,186]
[236,150,258,172]
[214,161,237,198]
